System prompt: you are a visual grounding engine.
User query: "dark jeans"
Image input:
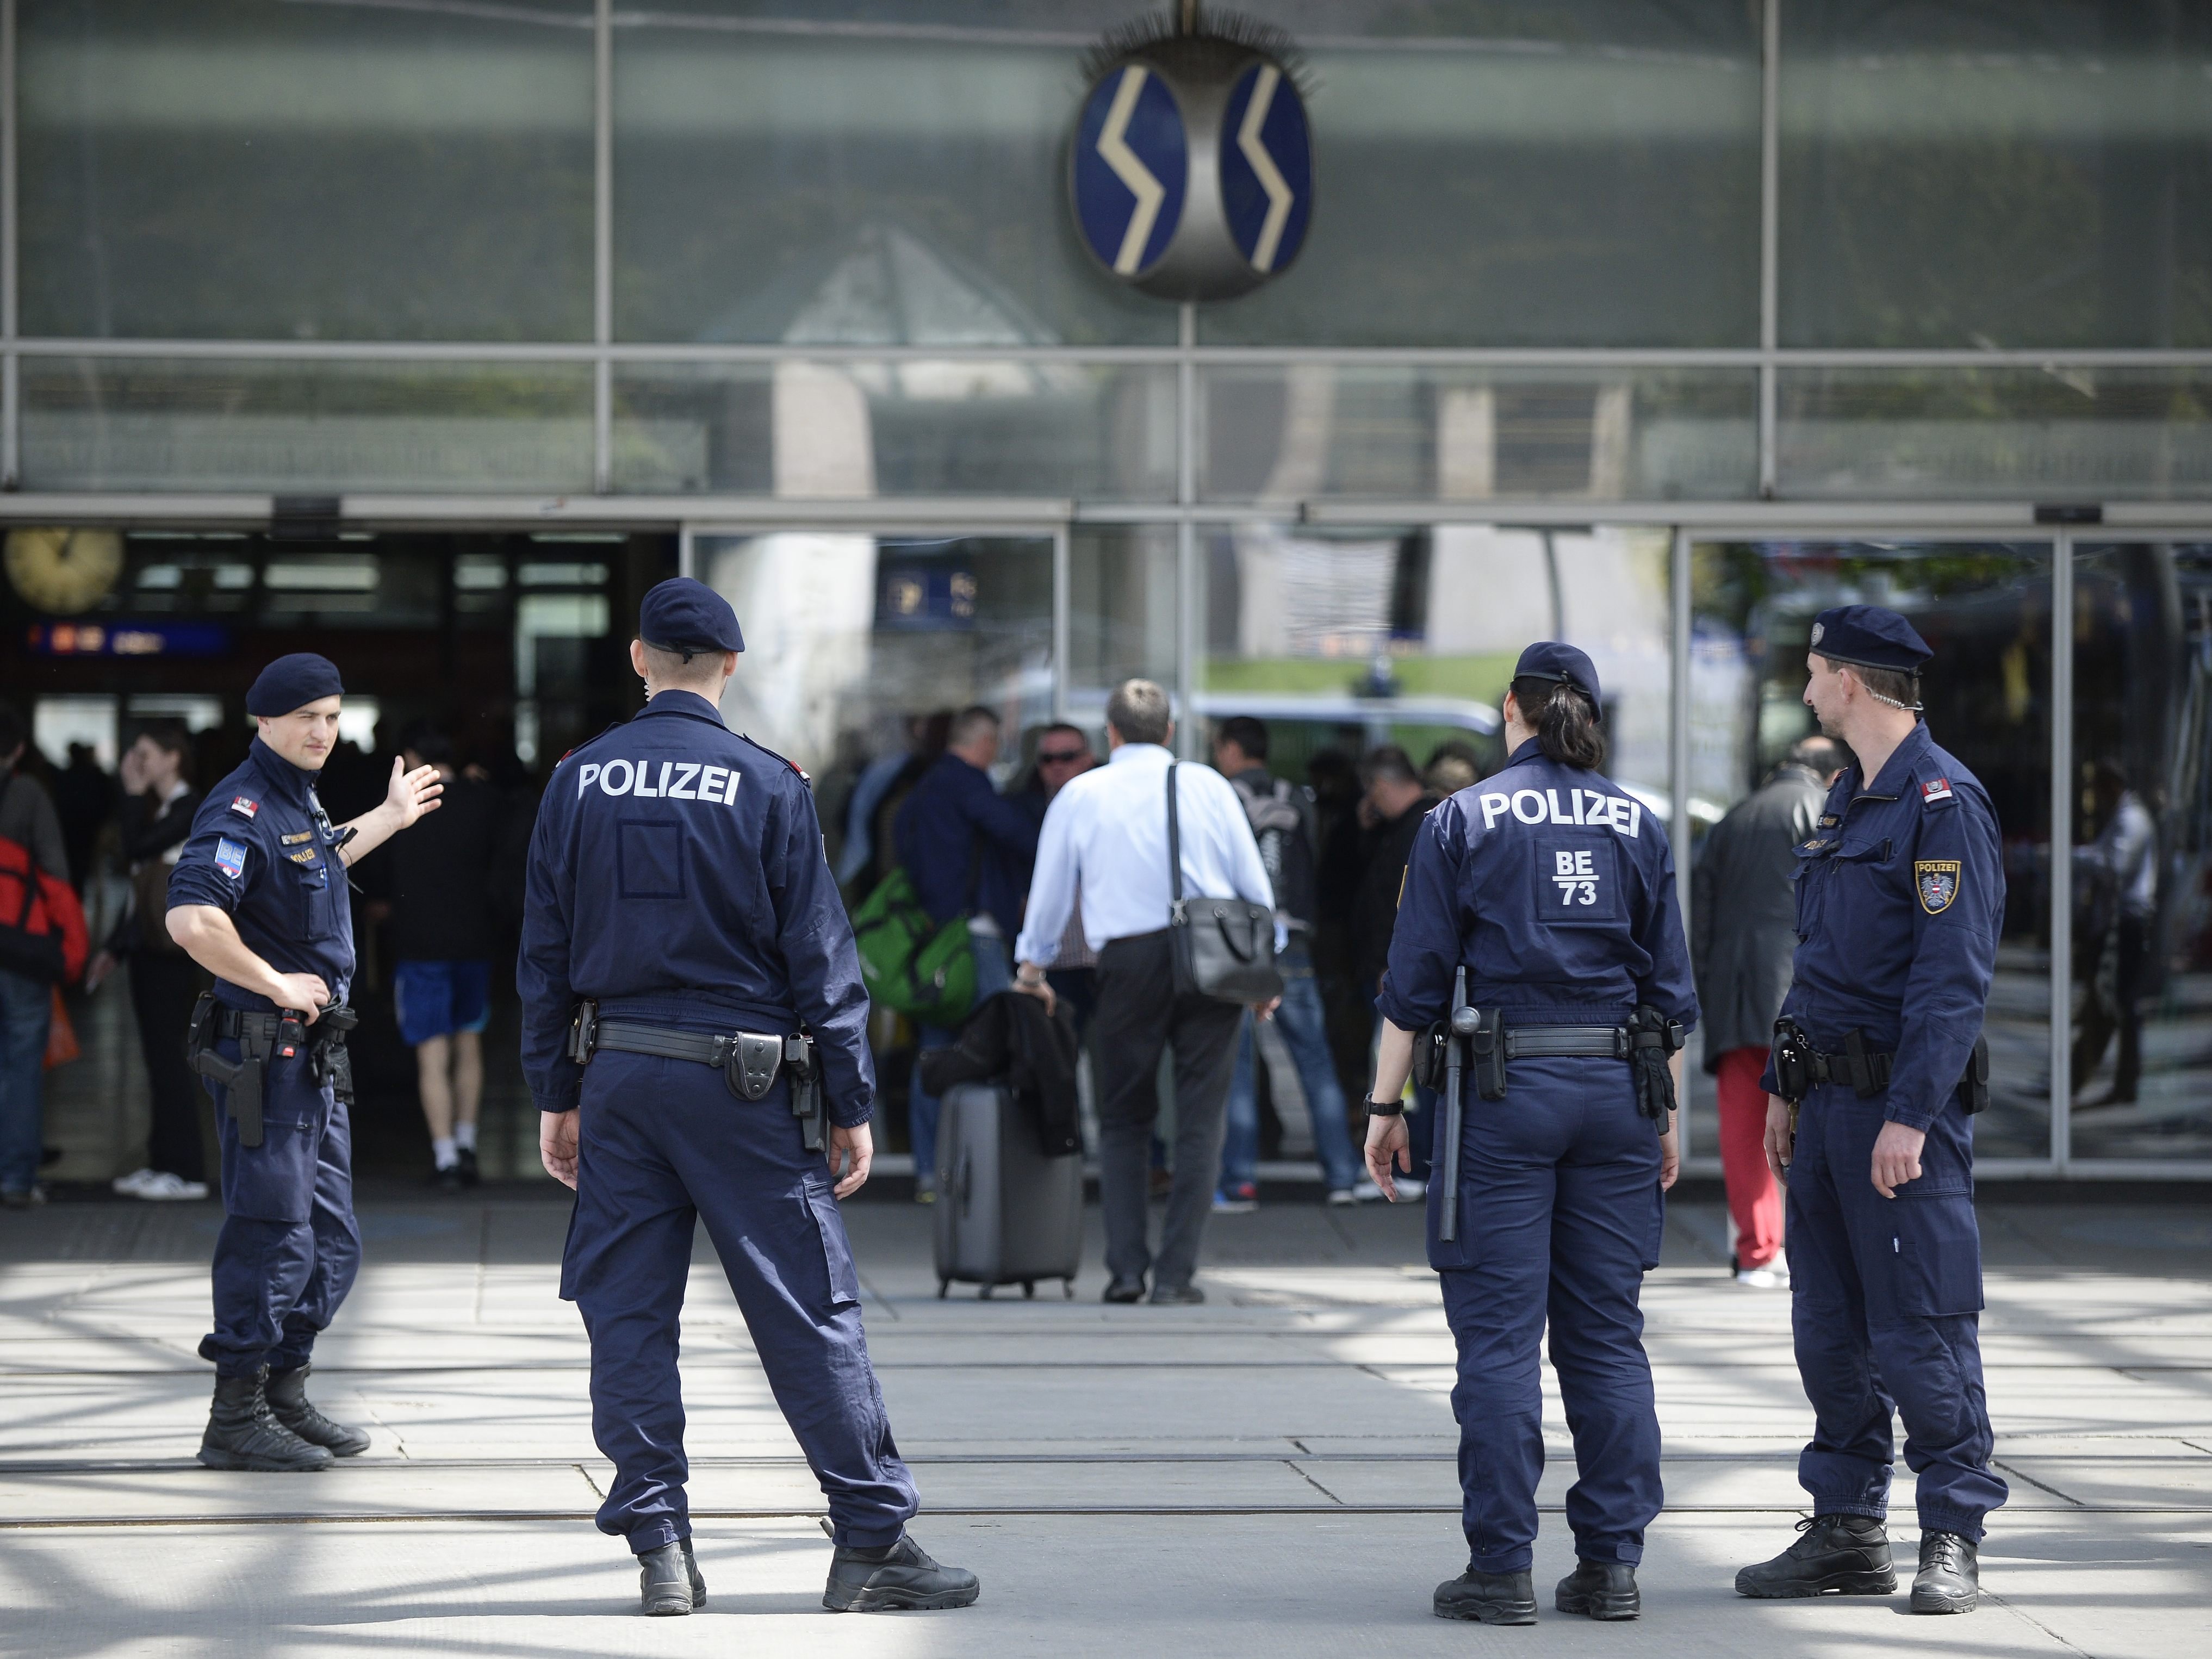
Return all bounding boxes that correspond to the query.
[130,953,207,1180]
[0,965,53,1194]
[1092,929,1244,1290]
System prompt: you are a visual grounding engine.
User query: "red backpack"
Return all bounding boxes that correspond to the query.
[0,828,88,986]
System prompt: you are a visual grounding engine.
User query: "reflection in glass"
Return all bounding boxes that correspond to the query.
[2070,545,2212,1158]
[1201,367,1757,503]
[1778,368,2212,500]
[1686,543,2052,1163]
[20,357,595,492]
[696,531,1053,811]
[613,361,1176,499]
[18,0,595,341]
[1200,524,1673,805]
[1067,525,1178,722]
[1781,5,2212,348]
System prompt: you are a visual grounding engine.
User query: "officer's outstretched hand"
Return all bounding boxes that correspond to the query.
[386,756,445,828]
[827,1121,872,1199]
[1364,1112,1410,1201]
[1870,1120,1927,1199]
[540,1109,579,1190]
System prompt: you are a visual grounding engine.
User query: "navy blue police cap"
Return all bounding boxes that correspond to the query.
[1809,605,1930,674]
[639,576,744,655]
[245,652,345,716]
[1513,641,1603,719]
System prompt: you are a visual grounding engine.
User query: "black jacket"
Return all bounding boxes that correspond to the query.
[915,990,1082,1156]
[1353,794,1440,993]
[1691,762,1829,1065]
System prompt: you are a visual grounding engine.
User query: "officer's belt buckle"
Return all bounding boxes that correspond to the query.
[726,1032,784,1102]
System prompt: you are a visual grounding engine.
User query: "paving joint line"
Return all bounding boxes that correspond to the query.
[1991,1458,2088,1507]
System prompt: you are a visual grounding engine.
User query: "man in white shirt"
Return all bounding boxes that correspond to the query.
[1013,681,1277,1305]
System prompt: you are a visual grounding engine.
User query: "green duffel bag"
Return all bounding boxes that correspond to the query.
[850,866,978,1027]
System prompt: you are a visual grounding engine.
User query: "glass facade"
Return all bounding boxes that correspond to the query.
[2,3,2207,1171]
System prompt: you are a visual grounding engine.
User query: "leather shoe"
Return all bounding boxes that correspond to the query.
[1148,1283,1204,1305]
[1102,1277,1146,1304]
[1911,1531,1978,1613]
[823,1533,979,1612]
[637,1540,703,1615]
[1556,1559,1638,1619]
[1736,1514,1895,1598]
[1433,1566,1537,1625]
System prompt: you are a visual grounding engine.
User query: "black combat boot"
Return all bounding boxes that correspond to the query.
[1911,1531,1979,1613]
[636,1539,705,1615]
[1735,1514,1896,1598]
[1556,1559,1639,1620]
[265,1364,370,1457]
[1433,1566,1538,1625]
[822,1534,980,1612]
[197,1369,333,1472]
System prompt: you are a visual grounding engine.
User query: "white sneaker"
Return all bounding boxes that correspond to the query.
[1394,1177,1427,1201]
[134,1171,210,1202]
[1349,1178,1384,1203]
[1735,1264,1789,1289]
[111,1167,157,1197]
[1326,1188,1359,1206]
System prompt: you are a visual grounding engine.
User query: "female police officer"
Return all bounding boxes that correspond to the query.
[1364,642,1697,1625]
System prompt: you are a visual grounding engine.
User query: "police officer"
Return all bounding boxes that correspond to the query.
[1365,643,1697,1625]
[519,577,978,1619]
[167,653,444,1470]
[1735,606,2006,1615]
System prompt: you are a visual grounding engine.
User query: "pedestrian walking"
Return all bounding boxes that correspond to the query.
[1011,680,1277,1306]
[1691,736,1847,1285]
[519,577,977,1617]
[381,722,502,1191]
[0,704,74,1208]
[1211,716,1373,1210]
[1735,606,2007,1616]
[89,723,211,1202]
[167,654,445,1471]
[1364,642,1696,1625]
[1352,746,1441,1194]
[892,705,1039,1201]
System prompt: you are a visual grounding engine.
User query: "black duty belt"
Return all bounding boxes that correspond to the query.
[186,995,358,1148]
[1501,1024,1642,1060]
[567,1003,824,1150]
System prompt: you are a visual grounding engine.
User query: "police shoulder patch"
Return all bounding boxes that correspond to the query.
[228,796,259,818]
[1920,776,1955,806]
[215,837,249,880]
[1916,859,1961,914]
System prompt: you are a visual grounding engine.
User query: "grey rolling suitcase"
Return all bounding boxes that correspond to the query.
[934,1081,1083,1300]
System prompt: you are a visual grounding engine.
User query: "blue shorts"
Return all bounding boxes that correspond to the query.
[393,960,492,1047]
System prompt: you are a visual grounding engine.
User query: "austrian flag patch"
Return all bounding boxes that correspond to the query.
[1920,778,1954,805]
[1916,860,1961,914]
[228,796,259,818]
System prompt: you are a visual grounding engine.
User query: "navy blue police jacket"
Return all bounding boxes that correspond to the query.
[518,690,876,1128]
[1758,722,2002,1132]
[1377,740,1698,1036]
[167,738,355,1012]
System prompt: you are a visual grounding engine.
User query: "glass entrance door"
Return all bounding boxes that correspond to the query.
[1685,539,2056,1165]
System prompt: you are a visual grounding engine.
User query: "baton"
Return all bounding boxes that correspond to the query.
[1439,966,1469,1242]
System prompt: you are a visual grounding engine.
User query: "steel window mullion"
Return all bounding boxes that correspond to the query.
[592,0,613,494]
[1758,0,1780,499]
[2,0,17,489]
[1670,525,1693,1162]
[2049,530,2074,1171]
[1052,522,1071,723]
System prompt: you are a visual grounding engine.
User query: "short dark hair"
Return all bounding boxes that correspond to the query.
[639,639,723,686]
[1510,676,1605,770]
[1788,735,1848,777]
[1360,745,1420,789]
[1821,655,1920,711]
[948,705,1001,749]
[1106,679,1172,747]
[1215,716,1269,761]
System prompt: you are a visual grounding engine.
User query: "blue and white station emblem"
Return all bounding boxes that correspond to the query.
[1219,60,1312,276]
[1072,63,1188,279]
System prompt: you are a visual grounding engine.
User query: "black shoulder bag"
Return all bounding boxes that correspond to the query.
[1165,763,1284,1004]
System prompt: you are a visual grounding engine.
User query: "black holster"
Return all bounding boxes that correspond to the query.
[308,1006,359,1107]
[784,1034,824,1152]
[1958,1034,1990,1115]
[566,999,599,1065]
[187,992,268,1148]
[1770,1018,1815,1105]
[1468,1006,1506,1102]
[1412,1020,1451,1094]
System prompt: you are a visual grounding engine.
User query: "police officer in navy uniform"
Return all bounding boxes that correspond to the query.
[1364,643,1697,1625]
[1735,606,2006,1615]
[520,577,978,1618]
[167,653,445,1470]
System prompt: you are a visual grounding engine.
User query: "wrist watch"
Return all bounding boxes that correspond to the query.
[1364,1096,1405,1117]
[1015,964,1046,987]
